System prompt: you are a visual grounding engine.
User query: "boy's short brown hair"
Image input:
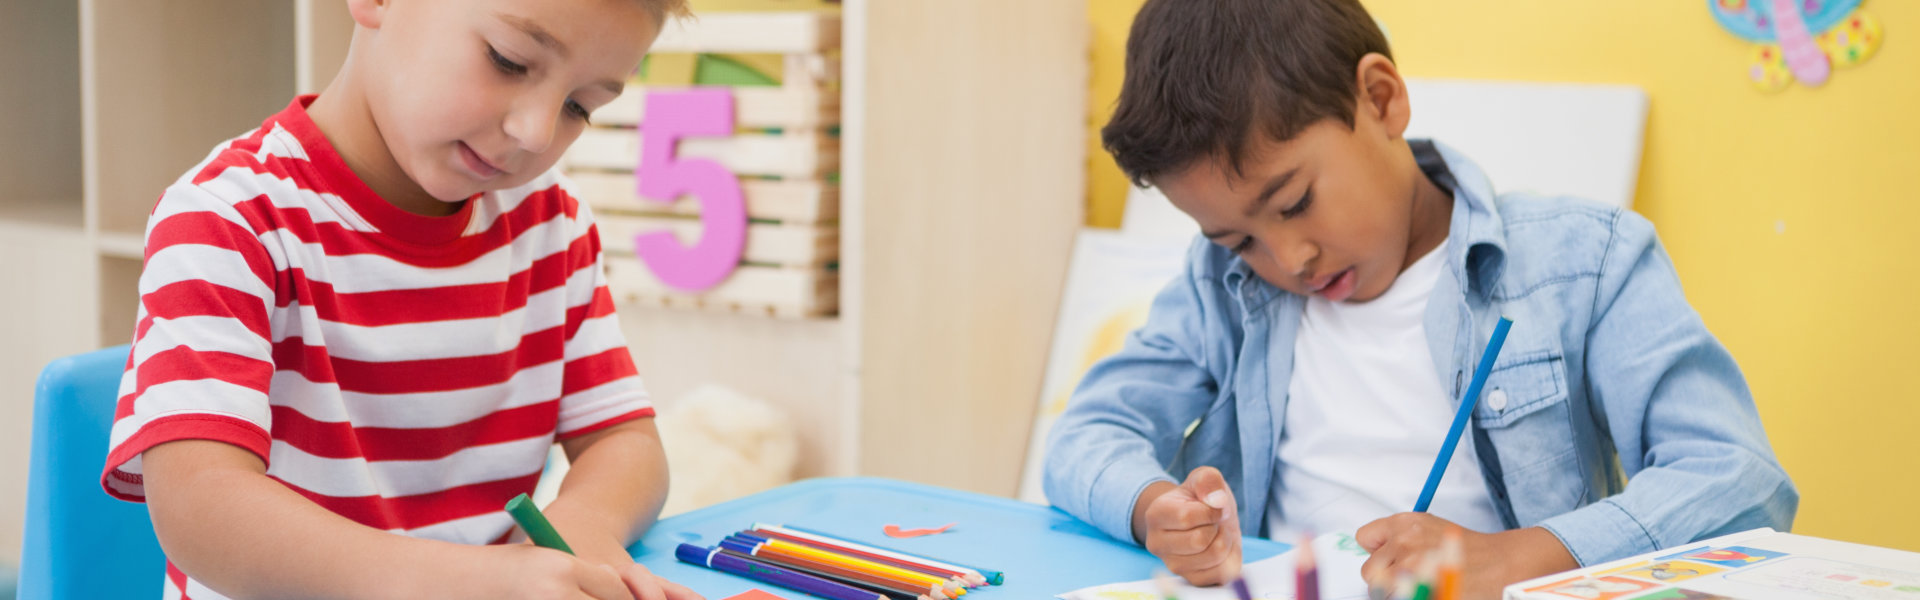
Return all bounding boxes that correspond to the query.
[641,0,691,22]
[1101,0,1391,187]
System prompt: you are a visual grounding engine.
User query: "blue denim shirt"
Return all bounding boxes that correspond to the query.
[1042,141,1797,566]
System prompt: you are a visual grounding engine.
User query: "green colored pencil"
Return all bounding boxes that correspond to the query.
[505,493,574,555]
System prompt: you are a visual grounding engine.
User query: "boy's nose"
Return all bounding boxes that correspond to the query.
[504,104,559,155]
[1278,241,1318,280]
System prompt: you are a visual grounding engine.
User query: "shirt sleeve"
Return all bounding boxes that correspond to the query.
[553,197,653,439]
[103,183,279,502]
[1042,237,1228,545]
[1537,210,1798,565]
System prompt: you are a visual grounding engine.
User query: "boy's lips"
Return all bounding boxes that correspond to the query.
[458,142,505,179]
[1310,268,1357,301]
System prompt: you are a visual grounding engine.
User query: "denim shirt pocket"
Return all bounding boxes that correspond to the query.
[1471,351,1587,524]
[1472,352,1566,428]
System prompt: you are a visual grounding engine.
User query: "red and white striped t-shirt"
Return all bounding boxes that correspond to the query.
[101,95,653,599]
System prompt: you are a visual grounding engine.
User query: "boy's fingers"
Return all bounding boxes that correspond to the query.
[1359,541,1412,589]
[658,578,704,600]
[1181,467,1230,505]
[1150,522,1220,556]
[581,563,636,600]
[1167,530,1241,586]
[1157,495,1223,531]
[620,563,667,600]
[1355,516,1393,552]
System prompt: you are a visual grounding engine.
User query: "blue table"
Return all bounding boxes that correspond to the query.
[628,477,1289,598]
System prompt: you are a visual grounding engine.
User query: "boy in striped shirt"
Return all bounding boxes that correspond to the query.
[100,0,702,598]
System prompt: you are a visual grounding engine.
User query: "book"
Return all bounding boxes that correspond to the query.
[1504,528,1920,600]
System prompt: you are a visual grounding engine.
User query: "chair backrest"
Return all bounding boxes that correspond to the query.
[19,345,165,600]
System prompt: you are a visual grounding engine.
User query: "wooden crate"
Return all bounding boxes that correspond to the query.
[566,11,840,318]
[564,127,839,179]
[595,214,838,267]
[604,256,837,319]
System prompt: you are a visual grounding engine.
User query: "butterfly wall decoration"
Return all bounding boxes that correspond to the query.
[1709,0,1884,91]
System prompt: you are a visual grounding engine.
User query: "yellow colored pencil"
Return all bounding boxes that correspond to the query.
[762,537,964,595]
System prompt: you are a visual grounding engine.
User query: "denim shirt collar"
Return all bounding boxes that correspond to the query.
[1219,139,1509,304]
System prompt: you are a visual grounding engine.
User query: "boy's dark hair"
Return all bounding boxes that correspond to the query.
[1102,0,1392,186]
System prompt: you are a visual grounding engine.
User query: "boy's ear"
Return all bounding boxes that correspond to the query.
[1354,53,1411,140]
[345,0,390,30]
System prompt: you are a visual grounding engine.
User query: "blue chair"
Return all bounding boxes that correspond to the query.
[19,345,165,600]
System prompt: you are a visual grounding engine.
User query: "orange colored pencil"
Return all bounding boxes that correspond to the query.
[759,537,965,596]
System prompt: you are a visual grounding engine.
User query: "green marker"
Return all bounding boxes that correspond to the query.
[505,493,574,555]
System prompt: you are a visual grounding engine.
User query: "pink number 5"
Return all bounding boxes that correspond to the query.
[635,89,746,291]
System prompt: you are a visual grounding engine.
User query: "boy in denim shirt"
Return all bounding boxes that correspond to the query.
[1042,0,1797,596]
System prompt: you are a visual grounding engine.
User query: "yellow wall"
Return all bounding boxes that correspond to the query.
[1086,0,1920,551]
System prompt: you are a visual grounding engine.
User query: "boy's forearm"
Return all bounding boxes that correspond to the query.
[546,418,672,566]
[143,440,465,599]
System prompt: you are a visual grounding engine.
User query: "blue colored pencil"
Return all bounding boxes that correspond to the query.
[675,543,886,600]
[1414,317,1512,513]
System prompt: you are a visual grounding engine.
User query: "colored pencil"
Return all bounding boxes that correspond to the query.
[503,493,573,555]
[743,528,975,591]
[746,526,983,586]
[1409,556,1437,600]
[1392,572,1416,600]
[1230,575,1252,600]
[1296,535,1319,600]
[1436,530,1462,600]
[725,536,948,598]
[756,523,1000,586]
[742,534,966,596]
[722,536,942,600]
[747,528,975,588]
[1414,317,1512,512]
[675,544,886,600]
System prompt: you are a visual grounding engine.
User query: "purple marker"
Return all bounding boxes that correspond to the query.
[675,543,886,600]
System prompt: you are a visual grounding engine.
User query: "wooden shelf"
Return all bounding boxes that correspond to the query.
[295,0,353,93]
[96,254,142,347]
[84,0,298,239]
[2,2,83,230]
[0,199,84,231]
[652,12,841,54]
[96,231,144,260]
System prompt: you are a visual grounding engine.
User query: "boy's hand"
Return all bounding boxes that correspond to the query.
[472,544,637,600]
[610,561,703,600]
[1134,466,1244,586]
[1356,514,1578,600]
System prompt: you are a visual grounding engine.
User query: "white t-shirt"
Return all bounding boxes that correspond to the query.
[1265,242,1505,539]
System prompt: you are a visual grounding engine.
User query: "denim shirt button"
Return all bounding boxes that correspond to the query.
[1487,388,1509,412]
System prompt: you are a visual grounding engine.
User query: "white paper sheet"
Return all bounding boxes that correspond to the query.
[1060,533,1374,600]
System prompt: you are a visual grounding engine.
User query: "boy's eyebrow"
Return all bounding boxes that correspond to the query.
[498,13,569,58]
[1244,168,1299,219]
[1202,167,1299,239]
[495,13,626,96]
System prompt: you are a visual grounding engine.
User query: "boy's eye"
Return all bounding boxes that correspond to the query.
[488,45,528,75]
[565,99,593,123]
[1281,187,1314,219]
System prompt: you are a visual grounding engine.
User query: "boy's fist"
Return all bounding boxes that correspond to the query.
[1135,466,1243,586]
